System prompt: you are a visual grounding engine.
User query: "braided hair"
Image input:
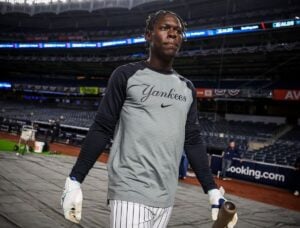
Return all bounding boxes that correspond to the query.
[145,10,187,40]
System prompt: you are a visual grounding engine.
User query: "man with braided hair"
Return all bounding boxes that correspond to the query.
[61,10,238,228]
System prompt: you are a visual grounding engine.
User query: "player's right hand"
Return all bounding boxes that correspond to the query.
[61,177,83,223]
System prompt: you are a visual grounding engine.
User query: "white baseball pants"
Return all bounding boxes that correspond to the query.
[109,200,173,228]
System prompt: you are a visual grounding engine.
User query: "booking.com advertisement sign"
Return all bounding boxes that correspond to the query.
[210,156,295,189]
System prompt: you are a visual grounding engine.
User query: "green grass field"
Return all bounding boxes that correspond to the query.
[0,139,16,151]
[0,138,58,156]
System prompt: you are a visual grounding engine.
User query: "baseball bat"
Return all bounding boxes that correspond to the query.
[212,201,236,228]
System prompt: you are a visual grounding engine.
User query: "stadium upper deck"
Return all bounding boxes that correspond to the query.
[0,0,299,82]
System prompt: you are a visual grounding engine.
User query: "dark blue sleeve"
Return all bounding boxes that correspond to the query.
[235,149,241,158]
[70,66,128,183]
[184,81,217,193]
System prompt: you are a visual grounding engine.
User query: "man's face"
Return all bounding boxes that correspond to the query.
[146,13,183,59]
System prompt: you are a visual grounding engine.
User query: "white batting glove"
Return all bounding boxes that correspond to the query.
[208,186,238,228]
[61,177,83,223]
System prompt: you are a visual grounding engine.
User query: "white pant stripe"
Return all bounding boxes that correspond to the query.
[110,200,173,228]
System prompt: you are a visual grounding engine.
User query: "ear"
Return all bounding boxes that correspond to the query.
[144,30,152,42]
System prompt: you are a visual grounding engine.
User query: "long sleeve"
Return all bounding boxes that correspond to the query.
[70,66,128,183]
[184,82,217,193]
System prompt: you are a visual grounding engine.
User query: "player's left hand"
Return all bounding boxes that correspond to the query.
[208,186,238,228]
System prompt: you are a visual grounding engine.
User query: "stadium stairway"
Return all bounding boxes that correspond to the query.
[268,124,294,144]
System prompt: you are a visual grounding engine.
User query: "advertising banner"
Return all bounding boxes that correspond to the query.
[79,87,99,95]
[273,90,300,101]
[210,155,294,189]
[196,88,213,98]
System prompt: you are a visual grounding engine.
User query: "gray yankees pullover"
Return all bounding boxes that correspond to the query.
[70,61,216,207]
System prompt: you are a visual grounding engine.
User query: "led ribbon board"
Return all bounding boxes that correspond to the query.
[0,19,298,49]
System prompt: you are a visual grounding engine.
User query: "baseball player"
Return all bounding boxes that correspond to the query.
[61,10,238,228]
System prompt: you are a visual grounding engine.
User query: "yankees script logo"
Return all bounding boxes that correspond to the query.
[139,84,187,103]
